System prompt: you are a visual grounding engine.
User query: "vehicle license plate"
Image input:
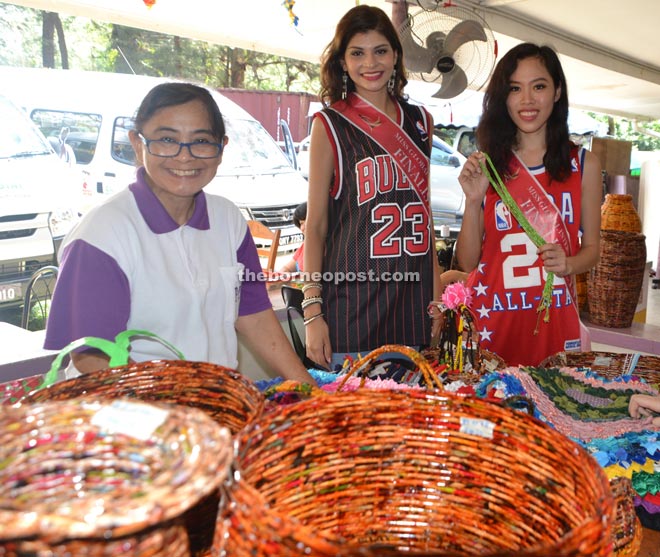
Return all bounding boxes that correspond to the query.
[280,233,304,246]
[0,283,22,303]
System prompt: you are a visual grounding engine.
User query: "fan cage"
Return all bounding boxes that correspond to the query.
[400,6,496,96]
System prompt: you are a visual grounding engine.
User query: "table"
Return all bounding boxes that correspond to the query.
[0,322,57,382]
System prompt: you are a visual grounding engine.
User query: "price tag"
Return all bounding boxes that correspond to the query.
[92,400,169,441]
[459,417,495,439]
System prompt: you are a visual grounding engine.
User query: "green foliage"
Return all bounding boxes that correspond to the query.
[589,112,660,151]
[0,2,320,93]
[0,3,42,67]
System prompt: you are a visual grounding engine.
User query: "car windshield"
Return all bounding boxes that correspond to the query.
[220,117,293,174]
[0,97,52,159]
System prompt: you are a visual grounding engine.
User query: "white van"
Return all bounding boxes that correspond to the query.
[0,93,79,308]
[0,66,307,252]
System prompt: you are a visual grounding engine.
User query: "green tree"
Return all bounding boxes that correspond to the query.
[0,2,320,92]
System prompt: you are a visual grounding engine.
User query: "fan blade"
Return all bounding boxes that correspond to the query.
[401,29,445,74]
[444,19,487,55]
[432,65,468,99]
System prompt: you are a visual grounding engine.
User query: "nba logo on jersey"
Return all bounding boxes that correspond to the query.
[495,200,512,231]
[571,156,578,173]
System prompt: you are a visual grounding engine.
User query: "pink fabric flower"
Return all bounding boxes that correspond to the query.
[441,281,473,311]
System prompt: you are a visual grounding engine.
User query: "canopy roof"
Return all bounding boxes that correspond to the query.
[6,0,660,121]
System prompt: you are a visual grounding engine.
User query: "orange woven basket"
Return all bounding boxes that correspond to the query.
[601,194,642,233]
[214,389,615,557]
[22,360,264,556]
[0,398,233,557]
[541,351,660,390]
[609,477,643,557]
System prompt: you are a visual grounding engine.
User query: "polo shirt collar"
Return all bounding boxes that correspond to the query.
[129,166,210,234]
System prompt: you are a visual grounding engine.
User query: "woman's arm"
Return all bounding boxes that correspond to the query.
[538,150,602,277]
[236,309,316,384]
[455,152,489,272]
[302,118,334,368]
[278,256,298,274]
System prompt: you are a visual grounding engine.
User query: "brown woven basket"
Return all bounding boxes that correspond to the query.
[601,194,642,233]
[23,359,265,556]
[0,398,232,557]
[214,389,615,557]
[610,477,642,557]
[338,344,444,389]
[588,230,647,328]
[540,351,660,390]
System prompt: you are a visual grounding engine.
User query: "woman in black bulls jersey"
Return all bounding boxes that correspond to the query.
[303,5,441,371]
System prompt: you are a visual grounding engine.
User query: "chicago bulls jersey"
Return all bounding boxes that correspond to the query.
[315,98,434,353]
[466,147,585,366]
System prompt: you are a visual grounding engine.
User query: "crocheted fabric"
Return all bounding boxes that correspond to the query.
[504,366,657,441]
[474,366,660,528]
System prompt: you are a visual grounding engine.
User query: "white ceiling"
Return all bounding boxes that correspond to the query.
[5,0,660,121]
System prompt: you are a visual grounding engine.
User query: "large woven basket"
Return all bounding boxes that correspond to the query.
[609,476,643,557]
[23,359,265,555]
[588,230,647,328]
[0,398,232,557]
[24,359,264,433]
[541,351,660,390]
[214,389,615,557]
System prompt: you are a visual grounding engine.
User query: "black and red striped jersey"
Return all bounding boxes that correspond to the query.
[314,97,435,353]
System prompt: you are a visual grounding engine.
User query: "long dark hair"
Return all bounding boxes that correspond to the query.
[319,5,407,106]
[476,43,572,182]
[134,82,226,141]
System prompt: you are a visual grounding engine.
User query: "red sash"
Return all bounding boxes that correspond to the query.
[506,152,576,298]
[332,93,430,213]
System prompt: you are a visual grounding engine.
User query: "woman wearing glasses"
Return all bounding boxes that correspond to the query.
[45,82,315,384]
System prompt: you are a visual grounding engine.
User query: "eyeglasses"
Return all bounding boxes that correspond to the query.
[139,133,223,159]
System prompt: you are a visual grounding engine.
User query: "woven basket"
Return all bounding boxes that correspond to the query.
[601,194,642,233]
[422,347,507,384]
[215,389,615,557]
[23,359,264,555]
[610,477,643,557]
[588,230,647,328]
[576,271,589,313]
[338,344,444,389]
[540,351,660,390]
[24,359,264,433]
[0,398,232,557]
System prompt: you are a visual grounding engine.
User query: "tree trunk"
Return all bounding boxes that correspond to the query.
[41,11,68,69]
[230,48,246,88]
[54,12,69,69]
[42,11,55,67]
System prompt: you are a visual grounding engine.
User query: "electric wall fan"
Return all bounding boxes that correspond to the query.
[399,3,497,99]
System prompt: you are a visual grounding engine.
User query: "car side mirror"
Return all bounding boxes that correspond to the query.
[449,156,461,168]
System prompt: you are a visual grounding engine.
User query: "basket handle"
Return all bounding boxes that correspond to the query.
[337,344,444,390]
[40,329,186,389]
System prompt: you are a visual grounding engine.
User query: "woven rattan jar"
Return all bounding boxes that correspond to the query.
[601,194,642,233]
[588,229,646,328]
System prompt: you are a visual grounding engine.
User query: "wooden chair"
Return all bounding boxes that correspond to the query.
[247,220,281,272]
